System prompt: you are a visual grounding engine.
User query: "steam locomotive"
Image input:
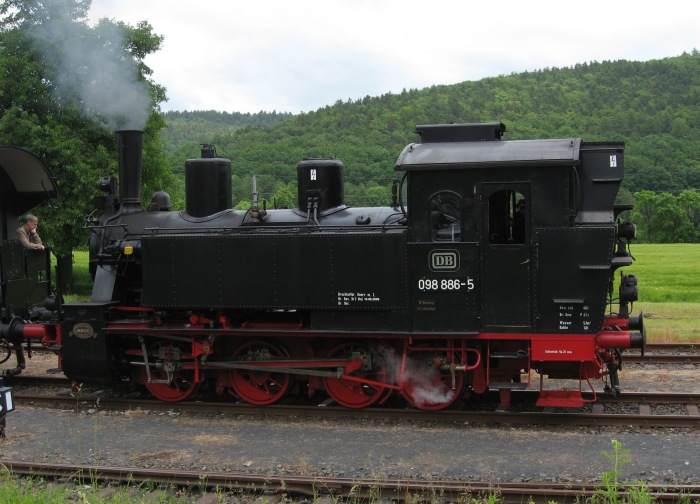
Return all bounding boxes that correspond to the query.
[0,123,645,410]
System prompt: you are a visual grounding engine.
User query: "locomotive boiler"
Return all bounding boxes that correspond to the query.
[1,122,645,410]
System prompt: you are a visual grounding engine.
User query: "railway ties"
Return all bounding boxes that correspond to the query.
[592,391,700,428]
[10,389,700,429]
[591,403,700,428]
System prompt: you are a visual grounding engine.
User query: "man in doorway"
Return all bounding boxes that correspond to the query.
[15,214,45,250]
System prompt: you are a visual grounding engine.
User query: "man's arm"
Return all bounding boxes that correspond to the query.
[14,228,43,250]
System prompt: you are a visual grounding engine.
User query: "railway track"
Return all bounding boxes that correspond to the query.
[12,390,700,428]
[627,342,700,363]
[1,460,698,504]
[625,342,700,365]
[641,343,699,351]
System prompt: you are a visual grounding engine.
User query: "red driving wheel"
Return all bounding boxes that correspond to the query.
[229,340,291,405]
[323,342,388,408]
[401,346,464,411]
[142,352,200,403]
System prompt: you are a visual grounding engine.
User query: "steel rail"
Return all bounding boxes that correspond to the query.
[8,370,698,405]
[642,343,700,352]
[624,354,700,365]
[625,342,700,364]
[597,391,700,404]
[1,460,698,503]
[12,392,700,428]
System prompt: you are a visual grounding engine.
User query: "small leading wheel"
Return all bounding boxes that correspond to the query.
[142,345,201,402]
[323,342,388,409]
[229,340,291,405]
[401,346,465,411]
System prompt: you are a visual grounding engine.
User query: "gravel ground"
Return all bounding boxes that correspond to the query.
[1,406,698,486]
[1,353,698,487]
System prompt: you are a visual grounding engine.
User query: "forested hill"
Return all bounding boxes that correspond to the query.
[162,51,700,208]
[162,109,293,167]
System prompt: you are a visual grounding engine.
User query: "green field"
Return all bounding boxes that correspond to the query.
[63,244,698,342]
[626,244,700,303]
[622,244,700,342]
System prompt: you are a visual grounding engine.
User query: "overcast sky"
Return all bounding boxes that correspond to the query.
[87,1,699,115]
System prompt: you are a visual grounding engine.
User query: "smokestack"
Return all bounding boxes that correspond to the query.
[116,130,144,213]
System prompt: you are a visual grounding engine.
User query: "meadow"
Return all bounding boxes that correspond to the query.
[63,244,698,342]
[624,244,700,341]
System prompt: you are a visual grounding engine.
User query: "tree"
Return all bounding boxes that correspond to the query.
[366,185,391,207]
[271,183,296,209]
[0,0,174,254]
[631,190,694,243]
[652,192,687,243]
[631,190,659,242]
[676,189,700,241]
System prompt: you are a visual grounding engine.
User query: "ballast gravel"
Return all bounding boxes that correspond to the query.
[1,405,698,486]
[1,354,699,487]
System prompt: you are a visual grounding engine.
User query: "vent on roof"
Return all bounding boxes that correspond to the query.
[416,122,506,143]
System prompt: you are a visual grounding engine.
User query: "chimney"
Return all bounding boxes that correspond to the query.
[116,130,144,213]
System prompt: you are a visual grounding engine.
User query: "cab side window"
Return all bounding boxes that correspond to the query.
[488,189,525,244]
[430,192,462,242]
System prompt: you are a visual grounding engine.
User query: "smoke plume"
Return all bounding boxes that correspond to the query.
[28,2,151,130]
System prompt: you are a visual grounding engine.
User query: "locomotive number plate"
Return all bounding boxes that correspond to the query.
[418,278,474,292]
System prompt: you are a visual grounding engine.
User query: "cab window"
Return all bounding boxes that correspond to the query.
[488,189,525,244]
[430,192,462,242]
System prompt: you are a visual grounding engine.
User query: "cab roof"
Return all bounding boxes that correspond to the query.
[395,123,582,171]
[0,146,59,214]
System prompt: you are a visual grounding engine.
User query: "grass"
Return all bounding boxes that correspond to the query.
[626,243,700,303]
[53,249,91,303]
[636,302,700,342]
[59,245,699,341]
[0,467,189,503]
[618,244,700,342]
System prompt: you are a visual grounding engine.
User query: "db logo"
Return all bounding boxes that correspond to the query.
[429,250,460,272]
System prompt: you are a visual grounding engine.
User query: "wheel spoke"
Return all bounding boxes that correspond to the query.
[229,340,291,405]
[323,342,388,409]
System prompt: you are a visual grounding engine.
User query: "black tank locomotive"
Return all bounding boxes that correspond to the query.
[2,123,645,410]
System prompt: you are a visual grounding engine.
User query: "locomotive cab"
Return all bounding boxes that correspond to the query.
[397,123,625,335]
[396,123,642,406]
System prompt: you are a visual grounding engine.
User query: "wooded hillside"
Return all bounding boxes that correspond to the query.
[162,51,700,212]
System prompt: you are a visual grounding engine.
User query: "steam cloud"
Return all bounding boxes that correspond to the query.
[378,345,456,407]
[29,4,151,130]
